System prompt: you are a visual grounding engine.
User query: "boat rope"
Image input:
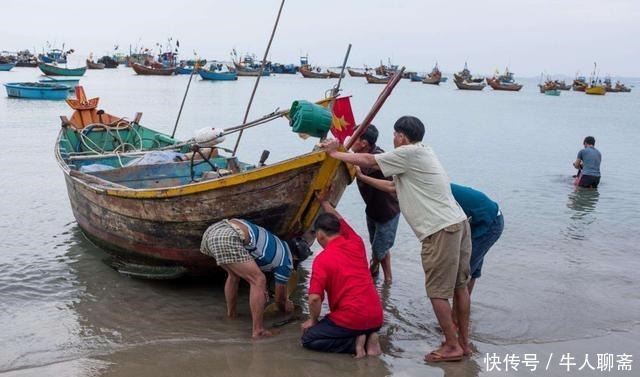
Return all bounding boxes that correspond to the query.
[232,0,286,156]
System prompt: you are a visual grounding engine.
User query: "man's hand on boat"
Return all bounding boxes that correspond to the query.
[320,138,340,155]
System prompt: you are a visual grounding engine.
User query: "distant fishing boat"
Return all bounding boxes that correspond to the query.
[422,63,442,85]
[86,59,105,70]
[39,63,87,76]
[347,68,367,77]
[585,62,606,95]
[299,65,330,78]
[4,82,69,100]
[454,79,486,90]
[544,89,561,96]
[97,56,119,68]
[199,69,238,81]
[327,70,345,78]
[130,62,176,76]
[486,77,523,91]
[0,62,16,71]
[364,73,390,84]
[39,48,69,64]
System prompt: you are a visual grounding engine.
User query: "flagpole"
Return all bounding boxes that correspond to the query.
[232,0,286,156]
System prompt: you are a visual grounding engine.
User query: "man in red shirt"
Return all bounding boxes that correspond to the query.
[300,196,384,358]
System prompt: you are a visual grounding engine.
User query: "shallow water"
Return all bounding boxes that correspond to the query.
[1,67,639,376]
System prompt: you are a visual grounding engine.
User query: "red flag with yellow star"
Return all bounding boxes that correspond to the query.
[330,97,356,143]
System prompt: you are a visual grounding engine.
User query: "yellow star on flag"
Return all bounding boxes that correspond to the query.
[332,114,350,131]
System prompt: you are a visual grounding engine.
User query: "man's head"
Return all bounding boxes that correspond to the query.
[583,136,595,146]
[393,116,425,147]
[351,124,378,153]
[287,236,312,269]
[313,213,341,247]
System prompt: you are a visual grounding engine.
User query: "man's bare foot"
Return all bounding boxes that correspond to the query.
[354,334,367,358]
[459,340,473,356]
[424,343,464,362]
[365,332,382,356]
[251,329,274,340]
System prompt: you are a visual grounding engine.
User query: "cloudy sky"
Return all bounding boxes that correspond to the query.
[3,0,639,76]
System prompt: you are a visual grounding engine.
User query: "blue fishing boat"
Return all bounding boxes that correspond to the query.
[0,63,16,71]
[199,69,238,81]
[39,49,69,64]
[4,82,69,100]
[544,89,561,96]
[410,74,425,82]
[39,63,87,77]
[38,78,80,91]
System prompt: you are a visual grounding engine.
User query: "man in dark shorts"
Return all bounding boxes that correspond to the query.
[573,136,601,188]
[350,125,401,283]
[301,196,383,358]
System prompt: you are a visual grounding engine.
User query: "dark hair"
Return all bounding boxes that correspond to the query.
[358,124,379,146]
[287,237,312,269]
[313,213,340,236]
[584,136,595,145]
[394,116,425,142]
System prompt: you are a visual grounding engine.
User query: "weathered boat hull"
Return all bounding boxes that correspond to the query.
[131,62,176,76]
[57,147,351,274]
[486,78,523,91]
[364,73,390,84]
[585,86,606,95]
[327,70,345,78]
[0,63,16,71]
[453,79,485,90]
[300,67,330,78]
[347,68,366,77]
[39,63,87,76]
[422,75,441,85]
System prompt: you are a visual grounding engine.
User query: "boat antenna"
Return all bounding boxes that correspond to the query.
[331,43,352,97]
[232,0,286,156]
[171,52,199,138]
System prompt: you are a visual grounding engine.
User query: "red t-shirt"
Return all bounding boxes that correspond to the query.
[308,218,383,330]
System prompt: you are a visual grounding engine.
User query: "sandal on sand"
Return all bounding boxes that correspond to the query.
[424,351,463,363]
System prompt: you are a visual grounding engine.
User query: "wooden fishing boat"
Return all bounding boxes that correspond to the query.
[585,85,606,95]
[453,79,486,90]
[300,66,330,78]
[39,63,87,76]
[422,64,442,85]
[572,78,588,91]
[86,59,105,69]
[365,73,390,84]
[614,83,631,93]
[97,56,119,68]
[486,77,523,91]
[0,63,16,71]
[4,82,69,100]
[327,70,345,79]
[130,62,176,76]
[199,69,238,81]
[347,68,366,77]
[55,87,353,276]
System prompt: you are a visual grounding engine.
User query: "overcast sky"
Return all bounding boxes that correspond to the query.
[3,0,639,76]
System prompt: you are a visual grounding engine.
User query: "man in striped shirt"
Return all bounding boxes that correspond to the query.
[201,218,304,339]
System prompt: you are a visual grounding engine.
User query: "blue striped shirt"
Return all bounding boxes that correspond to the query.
[237,220,293,285]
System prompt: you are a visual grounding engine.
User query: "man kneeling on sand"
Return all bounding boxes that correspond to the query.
[300,193,383,358]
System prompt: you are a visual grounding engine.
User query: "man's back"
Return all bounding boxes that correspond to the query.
[578,147,601,177]
[309,219,383,330]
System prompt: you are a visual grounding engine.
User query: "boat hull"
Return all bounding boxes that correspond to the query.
[585,86,606,95]
[4,82,69,99]
[199,70,238,81]
[39,63,87,76]
[131,62,176,76]
[57,144,352,274]
[347,68,366,77]
[86,60,105,69]
[453,80,485,90]
[300,67,330,78]
[0,63,16,71]
[364,73,390,84]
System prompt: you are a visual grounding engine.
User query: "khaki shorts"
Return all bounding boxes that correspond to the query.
[420,220,471,299]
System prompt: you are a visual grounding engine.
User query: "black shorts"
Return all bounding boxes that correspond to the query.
[578,174,600,188]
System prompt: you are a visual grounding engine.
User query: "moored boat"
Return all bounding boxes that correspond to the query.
[422,63,442,85]
[327,70,345,78]
[364,73,390,84]
[38,77,80,91]
[454,79,486,90]
[199,69,238,81]
[97,56,119,68]
[486,77,523,91]
[347,68,367,77]
[86,59,105,69]
[39,63,87,76]
[544,89,561,96]
[299,66,330,78]
[4,82,69,100]
[0,63,16,71]
[585,85,606,95]
[130,62,176,76]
